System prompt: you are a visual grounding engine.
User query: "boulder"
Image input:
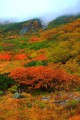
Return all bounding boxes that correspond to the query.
[13,92,24,99]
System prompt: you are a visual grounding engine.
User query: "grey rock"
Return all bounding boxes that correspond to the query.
[42,97,50,101]
[13,93,24,99]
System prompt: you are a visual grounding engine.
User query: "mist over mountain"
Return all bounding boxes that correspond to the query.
[0,18,18,25]
[0,0,80,24]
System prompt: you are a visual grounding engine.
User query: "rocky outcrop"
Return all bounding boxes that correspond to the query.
[20,19,42,35]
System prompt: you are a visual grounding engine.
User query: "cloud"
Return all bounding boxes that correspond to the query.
[0,0,80,22]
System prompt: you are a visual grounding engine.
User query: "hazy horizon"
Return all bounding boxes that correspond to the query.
[0,0,80,23]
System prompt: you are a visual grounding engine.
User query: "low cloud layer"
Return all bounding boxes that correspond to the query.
[0,0,80,23]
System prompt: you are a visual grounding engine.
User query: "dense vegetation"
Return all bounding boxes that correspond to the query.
[48,14,80,28]
[0,15,80,120]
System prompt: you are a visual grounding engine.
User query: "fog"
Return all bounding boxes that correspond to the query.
[0,0,80,23]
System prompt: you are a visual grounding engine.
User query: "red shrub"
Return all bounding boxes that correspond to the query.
[9,66,80,91]
[29,36,42,43]
[0,54,11,60]
[33,54,46,61]
[14,54,27,60]
[2,43,14,47]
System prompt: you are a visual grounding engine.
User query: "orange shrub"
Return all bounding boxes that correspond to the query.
[29,36,42,43]
[33,54,46,61]
[69,115,80,120]
[0,54,11,61]
[9,66,80,91]
[41,28,58,40]
[14,53,27,60]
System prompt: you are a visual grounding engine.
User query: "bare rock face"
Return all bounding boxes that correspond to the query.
[20,19,42,35]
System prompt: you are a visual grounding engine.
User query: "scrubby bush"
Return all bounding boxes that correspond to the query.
[29,41,49,50]
[9,66,80,92]
[65,99,79,110]
[8,85,18,93]
[0,73,15,92]
[25,60,48,67]
[0,54,11,61]
[0,90,3,95]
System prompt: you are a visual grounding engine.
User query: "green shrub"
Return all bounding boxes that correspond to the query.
[38,102,47,109]
[65,99,79,109]
[0,45,3,51]
[25,61,37,67]
[0,90,4,95]
[8,85,18,93]
[29,41,49,50]
[36,60,48,66]
[0,73,15,91]
[30,53,37,59]
[75,87,80,91]
[25,60,48,67]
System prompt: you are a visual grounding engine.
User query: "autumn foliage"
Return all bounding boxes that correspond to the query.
[69,115,80,120]
[0,54,11,60]
[14,53,27,60]
[33,54,46,61]
[29,36,42,43]
[9,66,80,91]
[0,16,80,120]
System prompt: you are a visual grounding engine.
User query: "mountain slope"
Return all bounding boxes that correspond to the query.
[0,14,80,38]
[0,18,42,38]
[48,14,80,29]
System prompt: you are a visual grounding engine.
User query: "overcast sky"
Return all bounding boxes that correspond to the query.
[0,0,80,22]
